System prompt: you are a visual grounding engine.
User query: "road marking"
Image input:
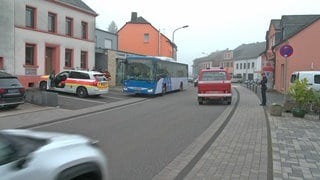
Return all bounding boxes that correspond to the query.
[59,95,105,104]
[102,95,125,100]
[30,98,152,129]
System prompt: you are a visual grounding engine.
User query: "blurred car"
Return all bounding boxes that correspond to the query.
[39,70,109,98]
[0,71,25,109]
[0,129,108,180]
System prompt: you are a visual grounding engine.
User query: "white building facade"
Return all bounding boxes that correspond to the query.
[0,0,96,88]
[232,42,266,82]
[233,57,262,81]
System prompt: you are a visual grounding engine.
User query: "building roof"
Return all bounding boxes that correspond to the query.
[193,50,229,66]
[58,0,97,15]
[233,42,266,60]
[280,15,320,40]
[128,12,150,24]
[271,19,281,30]
[117,12,173,46]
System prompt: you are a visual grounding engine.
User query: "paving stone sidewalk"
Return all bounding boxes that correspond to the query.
[185,86,268,179]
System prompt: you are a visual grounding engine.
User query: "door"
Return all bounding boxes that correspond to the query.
[45,47,54,75]
[116,58,126,86]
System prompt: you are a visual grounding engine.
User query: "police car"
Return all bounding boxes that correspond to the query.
[39,70,109,98]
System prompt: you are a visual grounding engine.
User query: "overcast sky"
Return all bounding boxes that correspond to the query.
[82,0,320,67]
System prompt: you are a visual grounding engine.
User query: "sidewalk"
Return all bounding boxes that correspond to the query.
[154,85,320,179]
[186,85,320,179]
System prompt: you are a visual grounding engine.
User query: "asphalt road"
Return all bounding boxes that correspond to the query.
[56,88,131,110]
[31,86,229,179]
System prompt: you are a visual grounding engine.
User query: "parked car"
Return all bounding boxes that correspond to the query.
[39,70,109,98]
[0,129,108,180]
[290,71,320,91]
[0,71,25,109]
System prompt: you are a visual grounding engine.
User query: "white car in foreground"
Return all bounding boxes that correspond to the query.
[0,129,108,180]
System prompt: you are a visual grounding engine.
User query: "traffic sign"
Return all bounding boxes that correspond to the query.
[280,45,293,58]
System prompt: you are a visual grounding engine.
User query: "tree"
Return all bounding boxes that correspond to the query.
[108,21,118,33]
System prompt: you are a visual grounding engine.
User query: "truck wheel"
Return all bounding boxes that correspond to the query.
[227,97,232,105]
[198,97,204,105]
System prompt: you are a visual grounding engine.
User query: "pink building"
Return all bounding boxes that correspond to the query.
[263,15,320,93]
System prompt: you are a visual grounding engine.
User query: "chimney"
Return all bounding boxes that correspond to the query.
[131,12,137,22]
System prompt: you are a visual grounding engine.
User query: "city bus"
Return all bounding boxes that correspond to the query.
[122,55,188,95]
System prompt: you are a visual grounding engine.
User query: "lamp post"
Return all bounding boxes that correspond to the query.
[172,25,189,59]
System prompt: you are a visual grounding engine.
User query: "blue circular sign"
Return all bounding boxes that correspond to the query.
[280,45,293,57]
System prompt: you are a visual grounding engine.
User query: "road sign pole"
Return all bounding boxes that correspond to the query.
[284,56,287,103]
[279,44,293,104]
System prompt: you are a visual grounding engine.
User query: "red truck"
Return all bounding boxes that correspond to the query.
[197,67,232,105]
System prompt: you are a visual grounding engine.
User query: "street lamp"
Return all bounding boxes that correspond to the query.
[172,25,189,43]
[172,25,189,59]
[201,52,209,56]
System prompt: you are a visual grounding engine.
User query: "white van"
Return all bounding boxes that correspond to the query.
[290,71,320,91]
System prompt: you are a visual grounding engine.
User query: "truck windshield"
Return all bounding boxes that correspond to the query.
[202,71,226,81]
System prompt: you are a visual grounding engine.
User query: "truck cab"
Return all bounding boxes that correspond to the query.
[197,67,232,105]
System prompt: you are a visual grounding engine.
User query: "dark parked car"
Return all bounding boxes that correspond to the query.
[0,71,25,109]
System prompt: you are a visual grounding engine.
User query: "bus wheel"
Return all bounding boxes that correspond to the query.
[77,87,88,98]
[161,85,166,96]
[180,82,183,91]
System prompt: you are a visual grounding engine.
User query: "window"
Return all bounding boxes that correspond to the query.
[236,63,238,69]
[240,63,242,69]
[314,75,320,84]
[104,39,112,49]
[247,62,250,69]
[26,6,35,28]
[65,49,73,68]
[81,21,88,39]
[244,63,246,69]
[251,62,254,68]
[144,33,149,42]
[0,57,3,69]
[65,17,73,36]
[26,44,35,65]
[202,71,226,81]
[70,72,90,79]
[48,12,56,32]
[80,51,87,69]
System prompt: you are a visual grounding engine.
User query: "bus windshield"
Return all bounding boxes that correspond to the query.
[126,59,155,81]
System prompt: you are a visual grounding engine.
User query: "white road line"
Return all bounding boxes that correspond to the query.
[59,95,105,104]
[102,96,126,100]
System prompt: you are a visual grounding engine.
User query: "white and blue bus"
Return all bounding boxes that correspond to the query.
[122,55,188,95]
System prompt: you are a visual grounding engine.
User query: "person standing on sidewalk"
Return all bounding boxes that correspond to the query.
[260,72,268,106]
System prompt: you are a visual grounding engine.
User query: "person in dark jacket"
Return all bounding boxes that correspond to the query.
[260,72,268,106]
